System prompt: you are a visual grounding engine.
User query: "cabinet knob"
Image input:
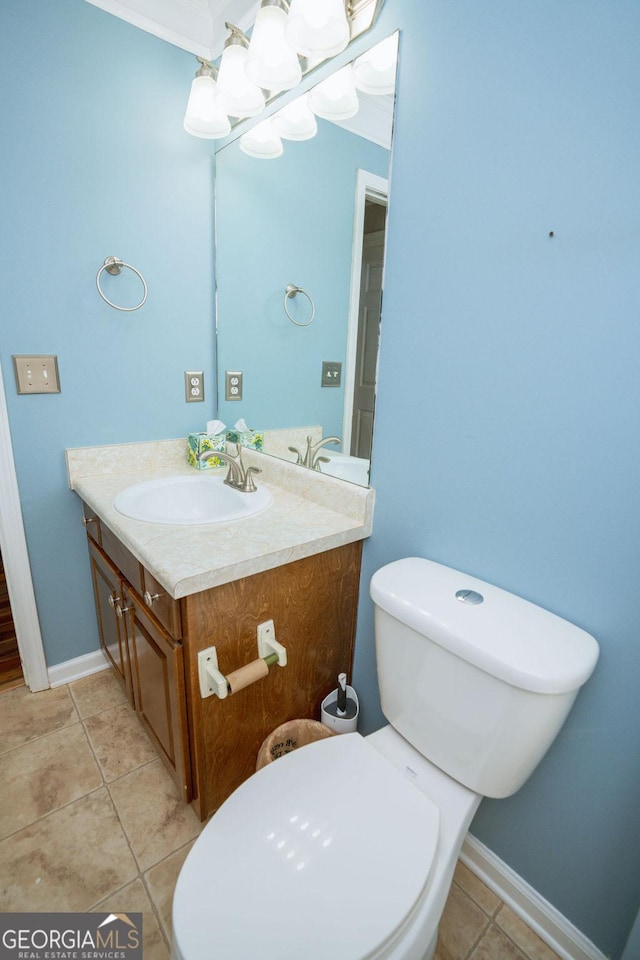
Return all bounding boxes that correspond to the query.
[115,603,132,619]
[144,590,161,607]
[108,595,121,608]
[82,516,97,526]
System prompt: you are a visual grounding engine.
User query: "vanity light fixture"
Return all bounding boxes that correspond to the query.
[215,23,266,118]
[245,0,303,92]
[182,1,388,146]
[239,117,284,158]
[308,63,359,121]
[272,92,317,140]
[352,32,398,95]
[285,0,350,58]
[183,59,231,139]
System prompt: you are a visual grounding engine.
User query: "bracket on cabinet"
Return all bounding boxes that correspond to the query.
[257,619,287,666]
[198,620,287,700]
[198,646,228,700]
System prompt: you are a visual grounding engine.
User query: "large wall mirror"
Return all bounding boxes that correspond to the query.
[215,32,398,486]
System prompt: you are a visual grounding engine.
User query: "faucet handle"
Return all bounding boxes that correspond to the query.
[288,446,303,465]
[241,466,261,493]
[314,456,330,472]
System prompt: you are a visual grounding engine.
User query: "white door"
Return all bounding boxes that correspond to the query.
[0,364,49,691]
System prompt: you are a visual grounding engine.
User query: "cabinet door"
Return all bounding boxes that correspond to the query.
[88,541,132,700]
[125,587,191,802]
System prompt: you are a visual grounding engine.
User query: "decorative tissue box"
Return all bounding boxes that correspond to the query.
[226,428,264,451]
[187,432,226,469]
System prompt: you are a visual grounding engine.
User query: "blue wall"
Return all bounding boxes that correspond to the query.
[0,0,215,665]
[215,122,389,437]
[1,1,639,957]
[353,1,640,957]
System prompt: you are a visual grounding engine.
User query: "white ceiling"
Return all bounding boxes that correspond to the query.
[84,0,264,60]
[83,0,395,148]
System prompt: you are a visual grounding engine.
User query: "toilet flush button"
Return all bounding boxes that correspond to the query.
[455,589,484,605]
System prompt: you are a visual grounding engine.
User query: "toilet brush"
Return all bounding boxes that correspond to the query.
[337,673,347,716]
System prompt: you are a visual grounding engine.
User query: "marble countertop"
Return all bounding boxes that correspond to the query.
[67,438,374,599]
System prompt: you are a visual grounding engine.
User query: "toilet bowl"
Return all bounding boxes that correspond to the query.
[172,557,599,960]
[172,727,479,960]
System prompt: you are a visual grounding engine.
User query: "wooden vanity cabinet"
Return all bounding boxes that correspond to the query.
[81,502,362,821]
[86,530,191,803]
[88,540,133,701]
[183,541,362,820]
[124,584,191,801]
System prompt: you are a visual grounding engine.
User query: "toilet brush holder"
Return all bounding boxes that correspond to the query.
[320,684,359,733]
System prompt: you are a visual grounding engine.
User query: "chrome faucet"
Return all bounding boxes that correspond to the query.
[198,443,261,493]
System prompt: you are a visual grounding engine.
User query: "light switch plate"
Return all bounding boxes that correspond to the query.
[321,361,342,387]
[13,355,60,394]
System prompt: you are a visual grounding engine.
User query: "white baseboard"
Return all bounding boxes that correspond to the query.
[461,834,607,960]
[48,649,109,687]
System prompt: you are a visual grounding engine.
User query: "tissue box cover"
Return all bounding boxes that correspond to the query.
[226,428,264,451]
[187,433,226,469]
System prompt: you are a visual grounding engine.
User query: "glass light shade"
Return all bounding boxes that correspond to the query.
[285,0,350,58]
[183,74,231,138]
[309,64,359,121]
[216,43,265,118]
[272,94,317,140]
[245,4,302,91]
[353,34,399,95]
[240,118,284,159]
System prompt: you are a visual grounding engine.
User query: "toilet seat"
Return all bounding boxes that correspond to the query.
[173,733,440,960]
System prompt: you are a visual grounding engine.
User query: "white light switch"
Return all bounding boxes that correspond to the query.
[13,355,61,394]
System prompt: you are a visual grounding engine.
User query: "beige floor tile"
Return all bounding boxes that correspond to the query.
[144,840,195,941]
[69,669,127,718]
[84,701,158,781]
[470,922,528,960]
[0,723,103,838]
[0,788,138,912]
[0,684,78,755]
[109,759,201,872]
[93,877,169,960]
[437,882,490,960]
[495,906,562,960]
[453,862,501,917]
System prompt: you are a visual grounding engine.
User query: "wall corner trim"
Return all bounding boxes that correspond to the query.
[48,649,109,688]
[461,834,607,960]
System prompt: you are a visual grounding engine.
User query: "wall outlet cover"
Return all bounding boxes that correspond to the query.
[185,371,204,402]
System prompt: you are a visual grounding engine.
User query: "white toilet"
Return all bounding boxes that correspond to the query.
[172,558,599,960]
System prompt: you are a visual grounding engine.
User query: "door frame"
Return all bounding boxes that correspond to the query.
[342,168,389,455]
[0,362,49,691]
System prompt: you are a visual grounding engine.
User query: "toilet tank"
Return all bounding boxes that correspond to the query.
[370,558,599,798]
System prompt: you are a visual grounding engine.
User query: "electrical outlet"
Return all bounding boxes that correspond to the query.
[13,355,60,394]
[225,371,243,401]
[185,371,204,402]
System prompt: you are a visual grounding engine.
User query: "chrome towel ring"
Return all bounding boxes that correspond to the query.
[96,256,148,312]
[284,283,315,327]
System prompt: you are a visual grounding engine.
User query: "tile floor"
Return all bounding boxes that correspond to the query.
[0,671,563,960]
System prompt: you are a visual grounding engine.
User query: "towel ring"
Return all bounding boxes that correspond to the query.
[284,283,315,327]
[96,257,148,312]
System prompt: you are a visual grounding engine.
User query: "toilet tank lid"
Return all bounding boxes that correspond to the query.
[370,558,599,694]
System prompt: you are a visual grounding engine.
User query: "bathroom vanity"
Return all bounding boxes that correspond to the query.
[68,439,373,821]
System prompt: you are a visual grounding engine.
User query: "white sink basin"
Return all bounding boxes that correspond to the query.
[318,454,370,487]
[112,474,272,525]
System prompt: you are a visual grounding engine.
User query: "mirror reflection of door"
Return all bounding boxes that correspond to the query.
[351,198,386,459]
